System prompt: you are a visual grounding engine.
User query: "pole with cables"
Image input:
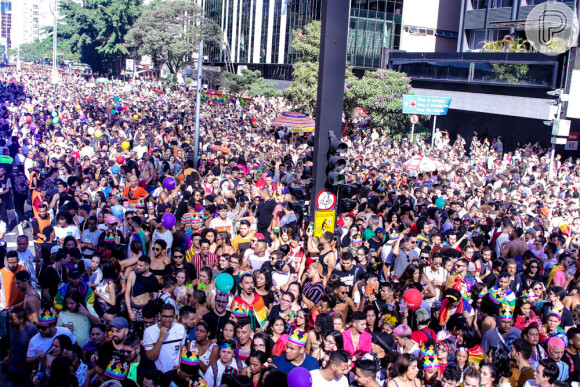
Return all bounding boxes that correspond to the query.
[193,41,204,164]
[52,0,58,85]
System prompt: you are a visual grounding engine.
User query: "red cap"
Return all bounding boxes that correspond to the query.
[254,233,266,241]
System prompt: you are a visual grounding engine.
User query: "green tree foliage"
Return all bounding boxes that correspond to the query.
[11,35,79,62]
[125,0,222,75]
[284,21,354,114]
[344,69,414,137]
[59,0,143,74]
[221,69,282,98]
[482,35,530,84]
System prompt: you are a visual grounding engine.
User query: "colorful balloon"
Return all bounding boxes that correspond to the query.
[215,273,234,293]
[114,96,120,102]
[121,141,130,150]
[75,104,81,111]
[161,213,176,229]
[111,165,120,175]
[116,156,124,165]
[435,198,445,209]
[111,205,124,219]
[287,367,312,387]
[95,129,103,138]
[133,114,138,120]
[26,116,32,123]
[52,111,58,117]
[87,127,95,135]
[45,119,52,125]
[403,289,423,310]
[163,176,176,190]
[52,117,59,124]
[110,109,116,115]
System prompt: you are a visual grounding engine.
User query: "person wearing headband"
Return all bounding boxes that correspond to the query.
[481,304,521,353]
[203,339,245,387]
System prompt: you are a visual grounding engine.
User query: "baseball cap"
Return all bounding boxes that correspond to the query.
[69,268,82,278]
[51,246,62,254]
[254,233,266,242]
[526,228,537,237]
[375,227,387,235]
[110,317,129,330]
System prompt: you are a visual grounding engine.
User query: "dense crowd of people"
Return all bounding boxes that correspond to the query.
[0,64,579,387]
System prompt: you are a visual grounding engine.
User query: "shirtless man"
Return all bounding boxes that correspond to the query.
[333,282,357,326]
[15,271,41,324]
[564,284,580,312]
[139,153,155,188]
[125,256,160,324]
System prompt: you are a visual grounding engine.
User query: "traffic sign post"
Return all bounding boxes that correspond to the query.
[316,190,337,211]
[409,115,419,142]
[566,132,579,150]
[403,95,451,146]
[314,210,335,237]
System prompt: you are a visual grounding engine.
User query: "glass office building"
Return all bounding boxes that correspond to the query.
[203,0,403,69]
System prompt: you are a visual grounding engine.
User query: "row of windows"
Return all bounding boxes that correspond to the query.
[392,60,556,87]
[204,0,402,68]
[467,28,511,49]
[472,0,574,9]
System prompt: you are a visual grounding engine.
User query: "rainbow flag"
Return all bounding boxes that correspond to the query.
[153,89,164,94]
[240,98,252,106]
[212,94,224,104]
[201,93,210,102]
[226,94,236,104]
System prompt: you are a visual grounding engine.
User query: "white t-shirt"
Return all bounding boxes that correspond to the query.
[247,252,270,272]
[142,322,186,373]
[26,327,76,358]
[309,370,349,387]
[55,225,81,241]
[18,248,37,283]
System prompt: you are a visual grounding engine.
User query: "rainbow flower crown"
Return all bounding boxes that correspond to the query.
[181,347,200,366]
[499,307,513,320]
[389,233,400,242]
[420,344,436,358]
[548,307,562,320]
[105,358,129,380]
[523,289,537,301]
[423,355,440,369]
[288,330,307,347]
[39,308,57,324]
[489,289,505,305]
[351,235,363,244]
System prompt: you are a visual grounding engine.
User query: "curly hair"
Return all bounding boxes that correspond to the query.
[314,313,334,341]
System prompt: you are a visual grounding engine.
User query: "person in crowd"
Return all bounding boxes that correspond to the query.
[1,64,580,387]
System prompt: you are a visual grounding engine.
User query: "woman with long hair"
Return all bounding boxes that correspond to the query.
[287,281,303,312]
[56,291,100,346]
[513,296,538,331]
[386,353,421,387]
[216,231,236,256]
[94,260,118,314]
[186,320,216,373]
[208,319,237,366]
[305,313,333,355]
[480,363,500,387]
[46,356,78,387]
[254,270,275,311]
[241,350,268,387]
[311,330,343,363]
[365,304,380,333]
[266,315,287,346]
[251,331,273,359]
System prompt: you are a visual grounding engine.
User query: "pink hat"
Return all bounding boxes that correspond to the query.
[105,215,119,224]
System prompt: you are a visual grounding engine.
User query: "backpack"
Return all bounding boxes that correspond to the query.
[211,358,244,386]
[14,172,29,195]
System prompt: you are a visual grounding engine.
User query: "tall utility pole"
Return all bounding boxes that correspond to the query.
[193,41,203,163]
[309,0,350,213]
[52,0,58,85]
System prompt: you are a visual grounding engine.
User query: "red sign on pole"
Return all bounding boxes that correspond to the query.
[410,115,419,124]
[566,132,579,151]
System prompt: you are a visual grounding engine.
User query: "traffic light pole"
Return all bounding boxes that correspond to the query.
[310,0,350,214]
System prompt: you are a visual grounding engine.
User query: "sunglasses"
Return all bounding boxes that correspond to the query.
[174,255,183,258]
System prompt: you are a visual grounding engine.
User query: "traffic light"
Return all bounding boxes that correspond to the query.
[327,132,347,187]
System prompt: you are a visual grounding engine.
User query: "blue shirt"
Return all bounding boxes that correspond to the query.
[273,353,319,374]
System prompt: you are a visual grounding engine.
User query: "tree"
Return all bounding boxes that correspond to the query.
[59,0,143,74]
[221,69,282,98]
[284,21,354,114]
[125,0,222,75]
[11,34,79,62]
[343,69,414,137]
[482,35,530,84]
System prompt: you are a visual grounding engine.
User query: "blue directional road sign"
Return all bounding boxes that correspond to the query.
[402,95,452,115]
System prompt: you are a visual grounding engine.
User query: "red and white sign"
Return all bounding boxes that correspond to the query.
[316,190,337,211]
[410,115,419,124]
[566,132,579,151]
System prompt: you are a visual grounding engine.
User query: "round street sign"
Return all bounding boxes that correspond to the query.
[410,114,419,124]
[316,190,337,211]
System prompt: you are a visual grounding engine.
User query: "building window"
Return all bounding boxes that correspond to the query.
[471,0,487,9]
[467,29,510,49]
